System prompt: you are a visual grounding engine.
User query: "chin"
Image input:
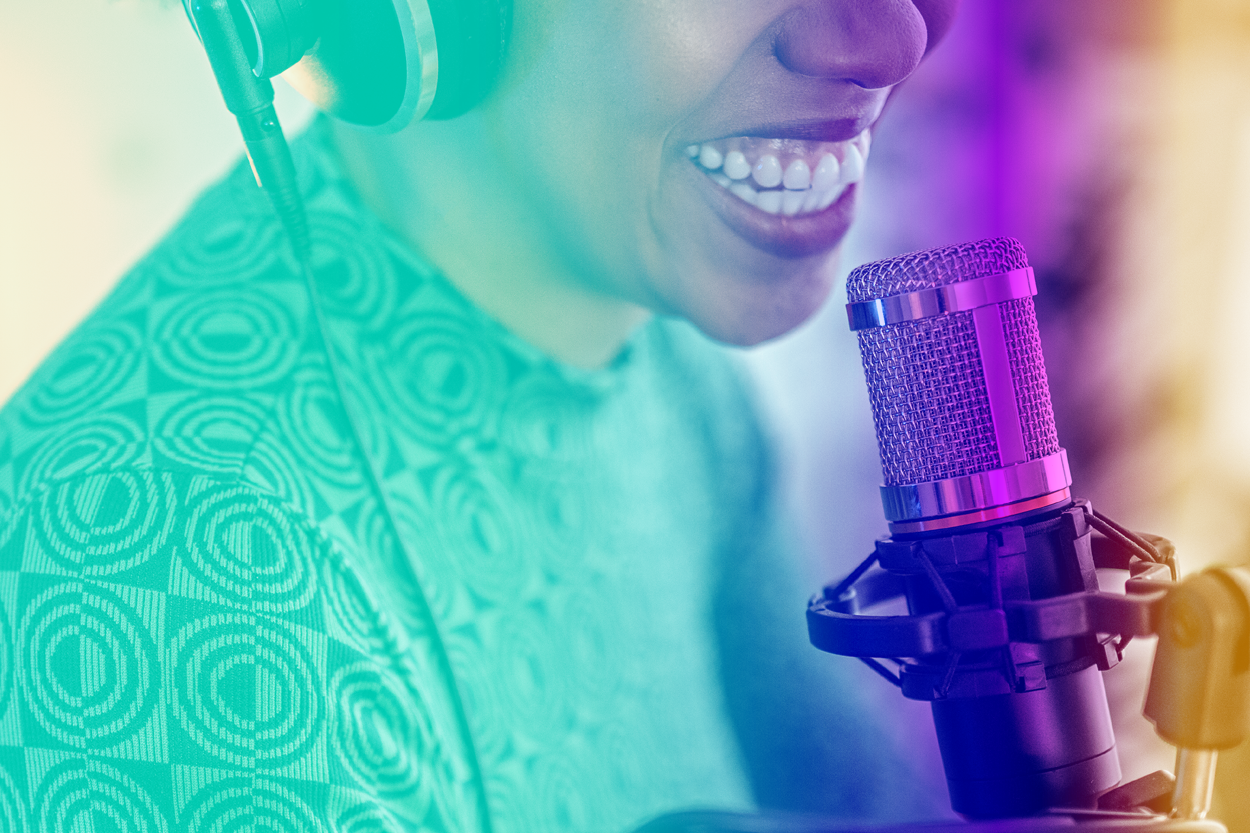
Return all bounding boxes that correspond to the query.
[678,261,835,347]
[642,183,848,347]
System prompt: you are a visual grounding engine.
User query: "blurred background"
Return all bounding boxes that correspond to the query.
[751,1,1250,828]
[2,0,1249,829]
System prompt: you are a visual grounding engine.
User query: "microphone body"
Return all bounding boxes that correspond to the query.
[818,239,1122,818]
[873,504,1121,818]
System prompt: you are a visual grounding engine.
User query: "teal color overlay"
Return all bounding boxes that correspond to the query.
[0,119,937,832]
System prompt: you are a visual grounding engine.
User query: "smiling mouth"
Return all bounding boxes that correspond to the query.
[684,129,870,216]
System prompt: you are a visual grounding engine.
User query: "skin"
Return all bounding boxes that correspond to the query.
[331,0,960,367]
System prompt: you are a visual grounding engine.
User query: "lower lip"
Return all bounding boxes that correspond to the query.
[683,160,858,260]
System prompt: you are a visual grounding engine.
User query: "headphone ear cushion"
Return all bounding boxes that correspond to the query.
[424,0,512,119]
[283,0,413,129]
[281,0,512,128]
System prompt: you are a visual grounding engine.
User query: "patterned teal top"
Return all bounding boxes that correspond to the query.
[0,120,939,832]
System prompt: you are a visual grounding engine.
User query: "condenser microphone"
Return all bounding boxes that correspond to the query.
[845,237,1069,535]
[809,238,1132,820]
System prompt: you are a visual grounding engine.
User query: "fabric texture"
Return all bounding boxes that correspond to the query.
[0,119,937,832]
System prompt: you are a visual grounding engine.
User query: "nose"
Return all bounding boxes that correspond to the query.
[774,0,929,89]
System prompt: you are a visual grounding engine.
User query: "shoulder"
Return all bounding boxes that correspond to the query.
[0,160,287,500]
[0,121,406,521]
[0,459,483,830]
[0,133,488,826]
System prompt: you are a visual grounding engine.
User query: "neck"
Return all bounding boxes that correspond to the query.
[327,118,651,370]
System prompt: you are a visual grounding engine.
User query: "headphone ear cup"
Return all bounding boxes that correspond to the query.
[280,0,511,130]
[423,0,512,120]
[282,0,431,131]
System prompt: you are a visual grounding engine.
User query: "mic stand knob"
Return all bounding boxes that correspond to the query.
[1172,748,1218,820]
[1144,566,1250,821]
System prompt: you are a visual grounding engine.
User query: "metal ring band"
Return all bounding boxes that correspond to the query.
[847,267,1037,331]
[887,490,1072,535]
[879,449,1071,522]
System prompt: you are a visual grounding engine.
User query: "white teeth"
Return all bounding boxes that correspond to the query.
[729,182,757,205]
[783,159,812,191]
[692,134,870,216]
[813,154,840,191]
[841,144,865,185]
[723,151,750,180]
[752,155,783,189]
[782,189,807,215]
[818,184,847,210]
[756,190,783,214]
[853,129,872,161]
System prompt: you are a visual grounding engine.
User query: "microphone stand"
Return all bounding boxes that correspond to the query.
[807,506,1247,829]
[639,504,1247,833]
[635,809,1229,832]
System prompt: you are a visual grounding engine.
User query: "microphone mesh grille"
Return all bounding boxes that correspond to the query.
[848,238,1059,486]
[1002,297,1061,461]
[859,313,1000,484]
[846,238,1030,302]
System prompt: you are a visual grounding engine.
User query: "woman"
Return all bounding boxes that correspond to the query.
[0,1,957,830]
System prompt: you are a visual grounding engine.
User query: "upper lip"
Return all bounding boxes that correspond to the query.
[673,48,892,148]
[693,116,873,145]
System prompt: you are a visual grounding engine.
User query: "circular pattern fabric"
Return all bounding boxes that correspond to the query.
[182,483,318,613]
[423,460,536,605]
[32,470,176,577]
[19,322,141,427]
[152,393,271,473]
[150,289,299,390]
[167,614,324,768]
[0,765,26,833]
[514,466,592,571]
[353,496,430,635]
[17,582,159,749]
[33,757,168,833]
[532,747,595,833]
[16,411,144,498]
[329,660,433,807]
[277,364,366,492]
[0,117,766,833]
[490,605,572,741]
[368,308,508,448]
[309,213,397,333]
[240,433,319,520]
[498,372,596,462]
[332,799,408,833]
[320,552,389,655]
[156,203,284,288]
[177,775,326,833]
[556,582,623,704]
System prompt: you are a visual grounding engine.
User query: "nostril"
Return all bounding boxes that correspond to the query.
[773,0,928,89]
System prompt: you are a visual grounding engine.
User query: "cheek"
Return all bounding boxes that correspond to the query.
[478,1,767,293]
[493,1,728,155]
[479,91,655,296]
[627,1,763,100]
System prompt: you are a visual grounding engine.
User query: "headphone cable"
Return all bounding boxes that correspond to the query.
[292,232,495,833]
[188,0,494,826]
